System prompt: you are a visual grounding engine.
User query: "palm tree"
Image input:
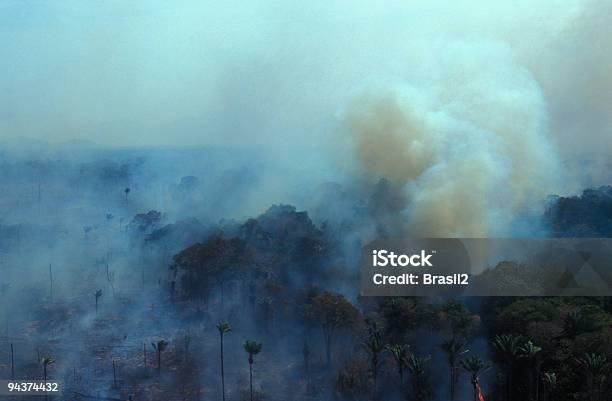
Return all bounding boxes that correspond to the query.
[41,356,54,380]
[407,355,430,401]
[460,355,490,401]
[541,372,557,401]
[216,321,231,401]
[94,289,102,314]
[519,341,542,401]
[362,322,385,400]
[41,356,55,401]
[441,337,469,401]
[243,340,262,401]
[492,334,522,401]
[387,344,410,385]
[124,187,130,202]
[575,353,607,401]
[151,340,168,372]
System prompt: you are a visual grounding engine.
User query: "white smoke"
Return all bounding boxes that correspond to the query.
[344,40,562,236]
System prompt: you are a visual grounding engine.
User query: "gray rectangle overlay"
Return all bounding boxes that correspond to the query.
[360,238,612,296]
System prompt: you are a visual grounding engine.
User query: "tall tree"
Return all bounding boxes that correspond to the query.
[362,321,385,400]
[461,355,490,401]
[310,291,359,366]
[151,340,168,372]
[492,334,522,401]
[541,372,557,401]
[575,353,607,401]
[243,340,262,401]
[10,343,14,379]
[41,356,55,401]
[519,341,541,401]
[441,337,469,401]
[217,321,231,401]
[387,343,410,385]
[94,289,102,314]
[407,355,430,401]
[41,356,54,380]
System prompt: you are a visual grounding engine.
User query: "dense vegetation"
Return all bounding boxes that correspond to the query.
[0,156,611,401]
[164,204,612,401]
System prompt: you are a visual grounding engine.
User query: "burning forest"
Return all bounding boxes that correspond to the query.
[0,153,611,401]
[2,1,612,400]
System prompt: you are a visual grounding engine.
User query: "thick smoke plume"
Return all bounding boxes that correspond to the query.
[344,41,562,236]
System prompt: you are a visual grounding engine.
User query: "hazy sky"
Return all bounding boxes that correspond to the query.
[1,0,610,156]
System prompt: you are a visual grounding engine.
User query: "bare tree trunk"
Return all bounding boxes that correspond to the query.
[49,264,53,301]
[249,361,254,401]
[220,334,226,401]
[10,344,14,379]
[112,359,117,387]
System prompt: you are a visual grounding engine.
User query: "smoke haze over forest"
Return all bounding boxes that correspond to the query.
[1,2,612,401]
[3,0,612,235]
